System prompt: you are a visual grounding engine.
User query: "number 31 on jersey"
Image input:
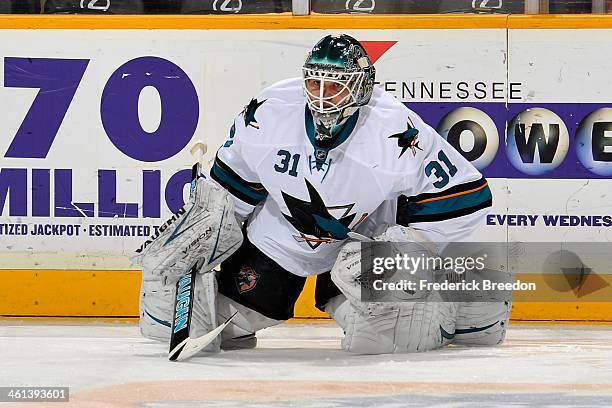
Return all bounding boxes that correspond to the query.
[275,150,300,177]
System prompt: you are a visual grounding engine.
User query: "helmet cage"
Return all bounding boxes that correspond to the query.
[302,35,376,140]
[302,67,365,114]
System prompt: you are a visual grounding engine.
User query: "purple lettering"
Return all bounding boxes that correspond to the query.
[98,170,138,218]
[54,169,94,217]
[0,168,27,216]
[101,56,199,162]
[543,215,559,226]
[32,169,50,217]
[4,58,89,159]
[143,170,161,218]
[165,169,191,213]
[527,215,538,226]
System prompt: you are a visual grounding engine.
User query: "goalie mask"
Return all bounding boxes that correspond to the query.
[303,34,376,142]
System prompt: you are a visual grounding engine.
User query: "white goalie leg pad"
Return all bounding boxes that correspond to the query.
[452,244,512,346]
[139,274,279,352]
[454,301,511,346]
[139,277,174,342]
[324,294,351,330]
[189,271,221,352]
[132,178,243,283]
[330,231,457,354]
[217,293,282,349]
[393,293,457,353]
[326,292,456,354]
[139,268,221,352]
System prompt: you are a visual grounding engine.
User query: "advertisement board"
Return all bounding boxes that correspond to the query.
[0,19,610,318]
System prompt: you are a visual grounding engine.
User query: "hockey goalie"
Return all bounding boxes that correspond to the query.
[133,34,510,355]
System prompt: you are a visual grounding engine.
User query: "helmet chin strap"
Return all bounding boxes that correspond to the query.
[313,106,358,142]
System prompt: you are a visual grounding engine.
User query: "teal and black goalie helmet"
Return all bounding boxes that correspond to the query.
[303,34,376,140]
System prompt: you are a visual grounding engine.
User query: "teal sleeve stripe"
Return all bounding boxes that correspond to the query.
[211,163,268,204]
[408,184,492,217]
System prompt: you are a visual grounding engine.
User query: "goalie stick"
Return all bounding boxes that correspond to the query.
[347,231,374,242]
[168,141,237,361]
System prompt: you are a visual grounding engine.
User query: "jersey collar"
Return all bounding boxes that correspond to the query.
[304,105,360,152]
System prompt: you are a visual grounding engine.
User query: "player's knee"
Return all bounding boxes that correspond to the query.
[454,301,510,346]
[341,317,395,354]
[324,294,350,329]
[325,295,393,354]
[217,294,282,349]
[337,299,456,354]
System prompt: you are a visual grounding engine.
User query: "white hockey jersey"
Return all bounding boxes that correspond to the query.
[210,78,491,276]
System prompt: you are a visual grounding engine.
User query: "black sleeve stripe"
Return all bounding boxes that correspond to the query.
[397,177,492,225]
[407,177,488,203]
[214,157,265,191]
[210,169,262,207]
[407,199,492,223]
[210,157,268,207]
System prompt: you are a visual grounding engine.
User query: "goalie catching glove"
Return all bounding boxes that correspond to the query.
[332,225,440,313]
[132,177,243,282]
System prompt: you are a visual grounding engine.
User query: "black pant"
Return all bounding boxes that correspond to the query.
[218,236,342,321]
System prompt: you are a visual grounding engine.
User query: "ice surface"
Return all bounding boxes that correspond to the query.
[1,321,611,407]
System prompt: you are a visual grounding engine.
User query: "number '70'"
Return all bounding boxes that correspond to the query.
[3,56,199,162]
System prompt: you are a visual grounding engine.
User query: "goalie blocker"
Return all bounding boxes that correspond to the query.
[140,230,344,350]
[133,178,243,283]
[136,176,330,352]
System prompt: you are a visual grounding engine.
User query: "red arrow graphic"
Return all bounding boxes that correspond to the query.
[360,41,398,64]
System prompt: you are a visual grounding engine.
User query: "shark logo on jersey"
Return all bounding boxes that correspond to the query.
[281,179,357,249]
[242,98,266,129]
[389,119,422,158]
[315,120,333,141]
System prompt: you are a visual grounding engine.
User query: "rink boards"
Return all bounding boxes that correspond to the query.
[0,15,611,320]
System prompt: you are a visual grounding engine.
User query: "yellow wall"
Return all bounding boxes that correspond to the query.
[2,269,611,322]
[0,14,612,30]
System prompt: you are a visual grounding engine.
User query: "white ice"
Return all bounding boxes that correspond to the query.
[1,321,611,407]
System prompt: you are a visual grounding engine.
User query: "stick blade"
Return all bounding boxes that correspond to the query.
[347,231,374,242]
[168,338,190,361]
[169,311,239,362]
